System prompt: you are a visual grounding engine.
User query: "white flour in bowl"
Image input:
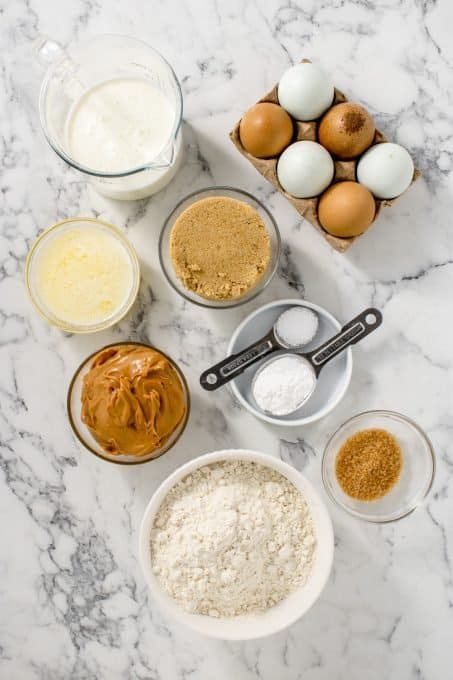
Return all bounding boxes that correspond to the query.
[150,460,316,617]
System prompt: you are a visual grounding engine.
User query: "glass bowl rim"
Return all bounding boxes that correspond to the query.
[321,409,436,523]
[67,341,191,465]
[158,185,282,309]
[24,217,141,333]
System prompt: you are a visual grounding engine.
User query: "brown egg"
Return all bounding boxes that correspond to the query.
[318,103,375,159]
[239,103,293,158]
[318,181,376,237]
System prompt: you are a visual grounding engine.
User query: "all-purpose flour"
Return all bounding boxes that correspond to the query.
[150,460,316,617]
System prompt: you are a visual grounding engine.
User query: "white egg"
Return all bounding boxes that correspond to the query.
[277,141,334,198]
[278,62,334,121]
[357,142,414,199]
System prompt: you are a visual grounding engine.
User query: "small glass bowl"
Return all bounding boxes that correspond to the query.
[158,186,281,308]
[322,410,435,523]
[67,342,190,465]
[25,217,140,333]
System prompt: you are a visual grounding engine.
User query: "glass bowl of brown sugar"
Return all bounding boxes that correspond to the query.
[322,410,435,522]
[159,187,281,309]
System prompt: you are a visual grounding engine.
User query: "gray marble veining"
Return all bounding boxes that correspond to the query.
[1,0,452,678]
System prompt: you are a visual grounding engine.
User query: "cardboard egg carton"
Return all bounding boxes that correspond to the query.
[230,66,420,252]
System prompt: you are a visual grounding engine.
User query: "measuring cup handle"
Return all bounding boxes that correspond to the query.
[200,333,277,391]
[307,308,382,373]
[32,36,65,67]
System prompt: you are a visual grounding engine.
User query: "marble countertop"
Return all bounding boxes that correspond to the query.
[1,0,452,678]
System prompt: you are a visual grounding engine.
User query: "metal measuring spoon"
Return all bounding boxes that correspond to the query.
[252,308,383,416]
[200,307,382,392]
[200,305,319,391]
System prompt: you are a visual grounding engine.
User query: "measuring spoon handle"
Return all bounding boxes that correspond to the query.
[306,308,382,373]
[200,332,277,391]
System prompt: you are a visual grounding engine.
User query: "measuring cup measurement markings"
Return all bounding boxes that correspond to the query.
[219,338,275,378]
[308,322,366,369]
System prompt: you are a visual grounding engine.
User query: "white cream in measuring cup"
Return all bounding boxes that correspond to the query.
[66,78,176,174]
[35,35,183,200]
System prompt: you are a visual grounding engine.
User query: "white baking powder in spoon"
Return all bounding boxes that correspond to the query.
[252,355,316,416]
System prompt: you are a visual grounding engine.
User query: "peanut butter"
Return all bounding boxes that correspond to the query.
[81,345,187,457]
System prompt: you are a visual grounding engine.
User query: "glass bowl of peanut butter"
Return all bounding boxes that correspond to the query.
[67,342,190,464]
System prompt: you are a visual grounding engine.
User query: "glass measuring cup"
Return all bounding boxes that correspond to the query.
[34,34,183,200]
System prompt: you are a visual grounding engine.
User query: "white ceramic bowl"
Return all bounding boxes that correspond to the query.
[228,299,353,426]
[139,449,334,640]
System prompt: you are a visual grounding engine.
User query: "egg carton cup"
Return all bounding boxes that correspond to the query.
[230,64,421,252]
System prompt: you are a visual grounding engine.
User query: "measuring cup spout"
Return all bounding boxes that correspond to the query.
[152,139,177,169]
[32,35,65,67]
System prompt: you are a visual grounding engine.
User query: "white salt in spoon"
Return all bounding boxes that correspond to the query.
[200,305,320,391]
[252,308,382,416]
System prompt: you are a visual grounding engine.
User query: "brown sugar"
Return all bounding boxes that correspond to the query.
[335,428,402,501]
[170,196,271,301]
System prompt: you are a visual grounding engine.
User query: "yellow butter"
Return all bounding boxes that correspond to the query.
[35,225,134,326]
